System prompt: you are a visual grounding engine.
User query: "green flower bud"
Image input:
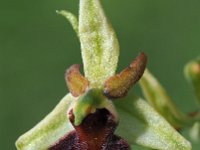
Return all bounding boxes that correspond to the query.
[185,57,200,103]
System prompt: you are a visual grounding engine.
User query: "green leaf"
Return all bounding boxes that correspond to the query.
[115,93,192,150]
[139,69,190,128]
[56,10,79,36]
[184,56,200,103]
[15,94,75,150]
[79,0,120,88]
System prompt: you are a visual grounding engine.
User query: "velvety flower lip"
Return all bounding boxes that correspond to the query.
[49,109,130,150]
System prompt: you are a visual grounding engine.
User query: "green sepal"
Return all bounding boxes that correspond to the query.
[56,10,79,36]
[139,69,190,128]
[72,89,118,126]
[79,0,120,88]
[15,94,75,150]
[115,93,192,150]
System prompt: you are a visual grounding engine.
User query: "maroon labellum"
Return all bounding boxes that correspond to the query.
[49,109,130,150]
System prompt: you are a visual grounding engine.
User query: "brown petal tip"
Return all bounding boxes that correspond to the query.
[104,52,147,99]
[65,64,89,97]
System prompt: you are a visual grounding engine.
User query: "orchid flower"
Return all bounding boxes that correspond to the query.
[16,0,200,149]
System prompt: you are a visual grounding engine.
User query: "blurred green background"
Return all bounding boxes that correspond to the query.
[1,0,200,149]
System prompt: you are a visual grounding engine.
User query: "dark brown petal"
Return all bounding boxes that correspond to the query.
[104,52,147,99]
[65,64,89,97]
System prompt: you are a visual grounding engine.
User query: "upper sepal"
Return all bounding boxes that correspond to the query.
[79,0,120,88]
